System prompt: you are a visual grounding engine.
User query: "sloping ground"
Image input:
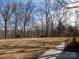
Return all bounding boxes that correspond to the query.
[39,38,79,59]
[0,37,66,59]
[38,43,65,59]
[38,43,78,59]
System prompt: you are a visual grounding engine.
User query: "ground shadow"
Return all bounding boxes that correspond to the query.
[56,40,79,59]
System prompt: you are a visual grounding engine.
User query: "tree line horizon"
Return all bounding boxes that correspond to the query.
[0,0,79,38]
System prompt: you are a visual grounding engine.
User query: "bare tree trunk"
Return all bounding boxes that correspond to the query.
[23,23,26,37]
[51,21,53,37]
[46,14,48,37]
[5,20,7,38]
[15,18,17,37]
[42,20,43,37]
[45,0,49,37]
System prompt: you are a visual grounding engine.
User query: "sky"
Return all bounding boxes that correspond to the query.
[0,0,42,5]
[0,0,79,26]
[66,0,79,26]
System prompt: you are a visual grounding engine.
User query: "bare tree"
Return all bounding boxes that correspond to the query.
[13,2,24,37]
[44,0,51,36]
[0,3,15,38]
[12,2,19,37]
[22,0,33,37]
[53,0,69,36]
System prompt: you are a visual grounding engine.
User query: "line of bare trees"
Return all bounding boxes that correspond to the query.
[0,0,79,38]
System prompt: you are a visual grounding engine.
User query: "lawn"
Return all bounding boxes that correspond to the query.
[0,37,67,59]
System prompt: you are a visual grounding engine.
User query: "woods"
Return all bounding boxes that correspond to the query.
[0,0,79,38]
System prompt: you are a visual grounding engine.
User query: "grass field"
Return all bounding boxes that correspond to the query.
[0,37,70,59]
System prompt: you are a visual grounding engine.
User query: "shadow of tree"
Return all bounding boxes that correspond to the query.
[38,41,79,59]
[56,40,79,59]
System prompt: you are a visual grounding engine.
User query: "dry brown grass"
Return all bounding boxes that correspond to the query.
[0,37,67,59]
